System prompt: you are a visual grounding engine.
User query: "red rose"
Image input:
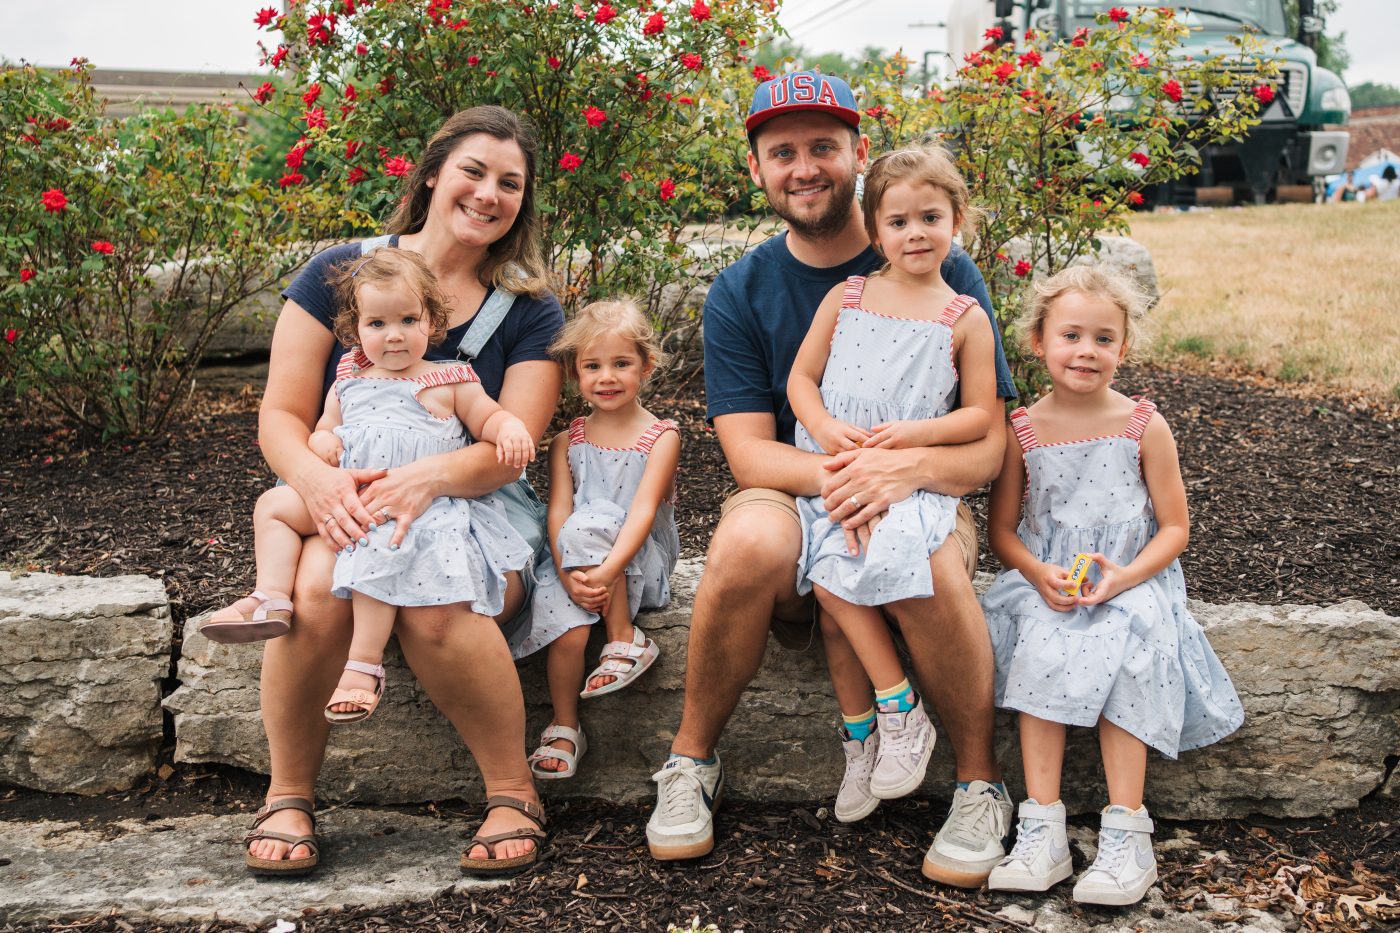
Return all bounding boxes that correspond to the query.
[643,12,665,35]
[20,269,34,283]
[1107,7,1129,22]
[558,151,582,172]
[594,3,617,25]
[864,105,888,120]
[278,171,305,188]
[346,139,362,158]
[377,75,395,95]
[752,64,773,82]
[355,41,369,55]
[1014,260,1032,277]
[659,178,676,201]
[384,155,414,177]
[1161,79,1183,103]
[347,167,368,185]
[343,0,356,14]
[252,81,275,103]
[91,240,115,254]
[304,107,327,129]
[1130,53,1150,69]
[619,170,634,181]
[307,11,337,46]
[1127,191,1145,205]
[467,55,480,66]
[583,105,607,127]
[4,329,17,345]
[1129,151,1150,167]
[680,52,702,71]
[1018,49,1042,68]
[302,82,322,106]
[690,1,710,21]
[20,133,39,146]
[984,26,1004,41]
[548,56,562,69]
[44,117,71,132]
[992,61,1017,83]
[285,143,309,169]
[344,84,357,101]
[41,188,67,213]
[1254,84,1275,105]
[270,46,288,68]
[676,95,694,105]
[254,7,278,27]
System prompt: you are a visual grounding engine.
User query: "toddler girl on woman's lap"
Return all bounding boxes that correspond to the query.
[508,300,680,779]
[787,145,998,821]
[202,248,535,723]
[982,266,1242,905]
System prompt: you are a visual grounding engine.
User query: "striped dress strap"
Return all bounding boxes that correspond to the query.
[334,350,360,382]
[413,363,479,395]
[937,294,979,327]
[566,417,588,446]
[841,276,867,308]
[1009,407,1038,451]
[1123,398,1157,441]
[635,419,679,453]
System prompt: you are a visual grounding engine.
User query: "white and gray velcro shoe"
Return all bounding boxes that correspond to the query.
[1073,805,1158,906]
[988,799,1073,892]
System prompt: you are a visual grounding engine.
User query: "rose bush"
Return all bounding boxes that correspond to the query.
[849,7,1275,391]
[0,61,343,437]
[254,0,780,391]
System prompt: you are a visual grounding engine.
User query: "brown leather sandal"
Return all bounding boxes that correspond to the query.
[244,797,320,877]
[459,795,548,876]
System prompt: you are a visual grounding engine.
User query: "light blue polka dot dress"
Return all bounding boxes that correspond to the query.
[509,418,680,659]
[981,400,1244,758]
[329,362,531,616]
[795,275,977,604]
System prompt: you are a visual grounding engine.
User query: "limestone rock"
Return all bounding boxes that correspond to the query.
[167,560,1399,819]
[0,572,171,794]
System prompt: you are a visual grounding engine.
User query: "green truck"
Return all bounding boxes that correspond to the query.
[945,0,1351,204]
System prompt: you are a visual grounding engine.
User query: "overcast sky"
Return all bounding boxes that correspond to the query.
[0,0,1393,87]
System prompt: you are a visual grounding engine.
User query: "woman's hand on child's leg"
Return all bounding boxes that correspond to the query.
[1032,562,1079,612]
[1075,554,1130,606]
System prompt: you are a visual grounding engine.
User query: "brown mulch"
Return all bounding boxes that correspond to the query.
[1,363,1394,625]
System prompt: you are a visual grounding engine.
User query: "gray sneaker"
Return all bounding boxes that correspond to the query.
[869,697,936,800]
[834,728,880,823]
[646,754,724,861]
[988,799,1073,892]
[1073,805,1157,906]
[922,780,1014,887]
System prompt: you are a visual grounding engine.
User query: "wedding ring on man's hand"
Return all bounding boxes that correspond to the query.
[323,515,335,526]
[850,495,862,509]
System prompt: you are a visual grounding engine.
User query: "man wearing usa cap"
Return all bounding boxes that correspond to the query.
[645,70,1019,888]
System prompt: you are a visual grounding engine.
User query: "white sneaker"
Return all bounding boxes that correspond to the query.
[1073,805,1158,906]
[922,780,1014,887]
[988,799,1073,892]
[869,697,936,799]
[834,728,880,823]
[646,754,724,861]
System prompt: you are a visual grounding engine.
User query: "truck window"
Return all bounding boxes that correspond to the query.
[1062,1,1285,35]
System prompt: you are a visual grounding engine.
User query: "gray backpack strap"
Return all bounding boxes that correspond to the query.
[358,234,393,254]
[456,287,518,363]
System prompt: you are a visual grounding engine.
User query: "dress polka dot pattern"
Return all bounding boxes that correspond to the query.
[794,276,972,605]
[509,418,681,660]
[329,364,532,615]
[980,400,1244,759]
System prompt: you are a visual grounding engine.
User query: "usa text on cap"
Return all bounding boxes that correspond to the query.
[745,70,861,134]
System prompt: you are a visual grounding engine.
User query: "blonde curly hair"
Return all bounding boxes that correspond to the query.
[549,299,667,383]
[1016,265,1153,362]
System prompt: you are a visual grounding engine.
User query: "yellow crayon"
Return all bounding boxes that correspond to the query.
[1062,553,1094,596]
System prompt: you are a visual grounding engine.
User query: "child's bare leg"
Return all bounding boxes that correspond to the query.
[1098,718,1147,810]
[225,486,316,615]
[1020,713,1067,803]
[814,587,905,691]
[819,608,876,718]
[536,625,589,772]
[586,574,638,692]
[328,592,396,713]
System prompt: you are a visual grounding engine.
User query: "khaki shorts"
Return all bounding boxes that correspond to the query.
[719,486,979,647]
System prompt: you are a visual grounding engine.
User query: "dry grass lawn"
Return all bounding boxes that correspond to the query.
[1129,201,1400,399]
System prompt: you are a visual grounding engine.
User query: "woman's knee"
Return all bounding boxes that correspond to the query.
[399,603,490,650]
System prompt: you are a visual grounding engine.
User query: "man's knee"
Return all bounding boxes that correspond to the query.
[704,499,800,589]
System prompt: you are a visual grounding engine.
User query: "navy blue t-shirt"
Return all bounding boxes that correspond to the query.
[281,236,565,407]
[704,234,1017,446]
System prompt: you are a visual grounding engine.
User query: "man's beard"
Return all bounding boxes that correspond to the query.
[770,171,859,241]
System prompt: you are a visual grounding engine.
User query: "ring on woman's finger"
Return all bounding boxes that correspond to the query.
[323,514,335,526]
[379,508,391,520]
[850,494,862,509]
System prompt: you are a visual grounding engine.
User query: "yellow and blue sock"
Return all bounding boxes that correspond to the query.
[874,678,917,713]
[841,707,877,742]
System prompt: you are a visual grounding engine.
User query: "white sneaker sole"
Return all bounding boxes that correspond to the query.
[834,793,880,823]
[988,857,1073,892]
[646,787,723,861]
[1073,866,1158,906]
[869,728,935,800]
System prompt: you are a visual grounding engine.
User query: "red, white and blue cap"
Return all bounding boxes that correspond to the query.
[745,70,860,135]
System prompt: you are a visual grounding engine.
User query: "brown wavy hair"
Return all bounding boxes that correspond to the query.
[862,144,982,259]
[384,105,553,297]
[327,247,452,349]
[549,299,667,384]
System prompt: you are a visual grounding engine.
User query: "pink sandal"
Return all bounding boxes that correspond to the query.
[200,591,292,644]
[580,626,659,699]
[323,659,385,724]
